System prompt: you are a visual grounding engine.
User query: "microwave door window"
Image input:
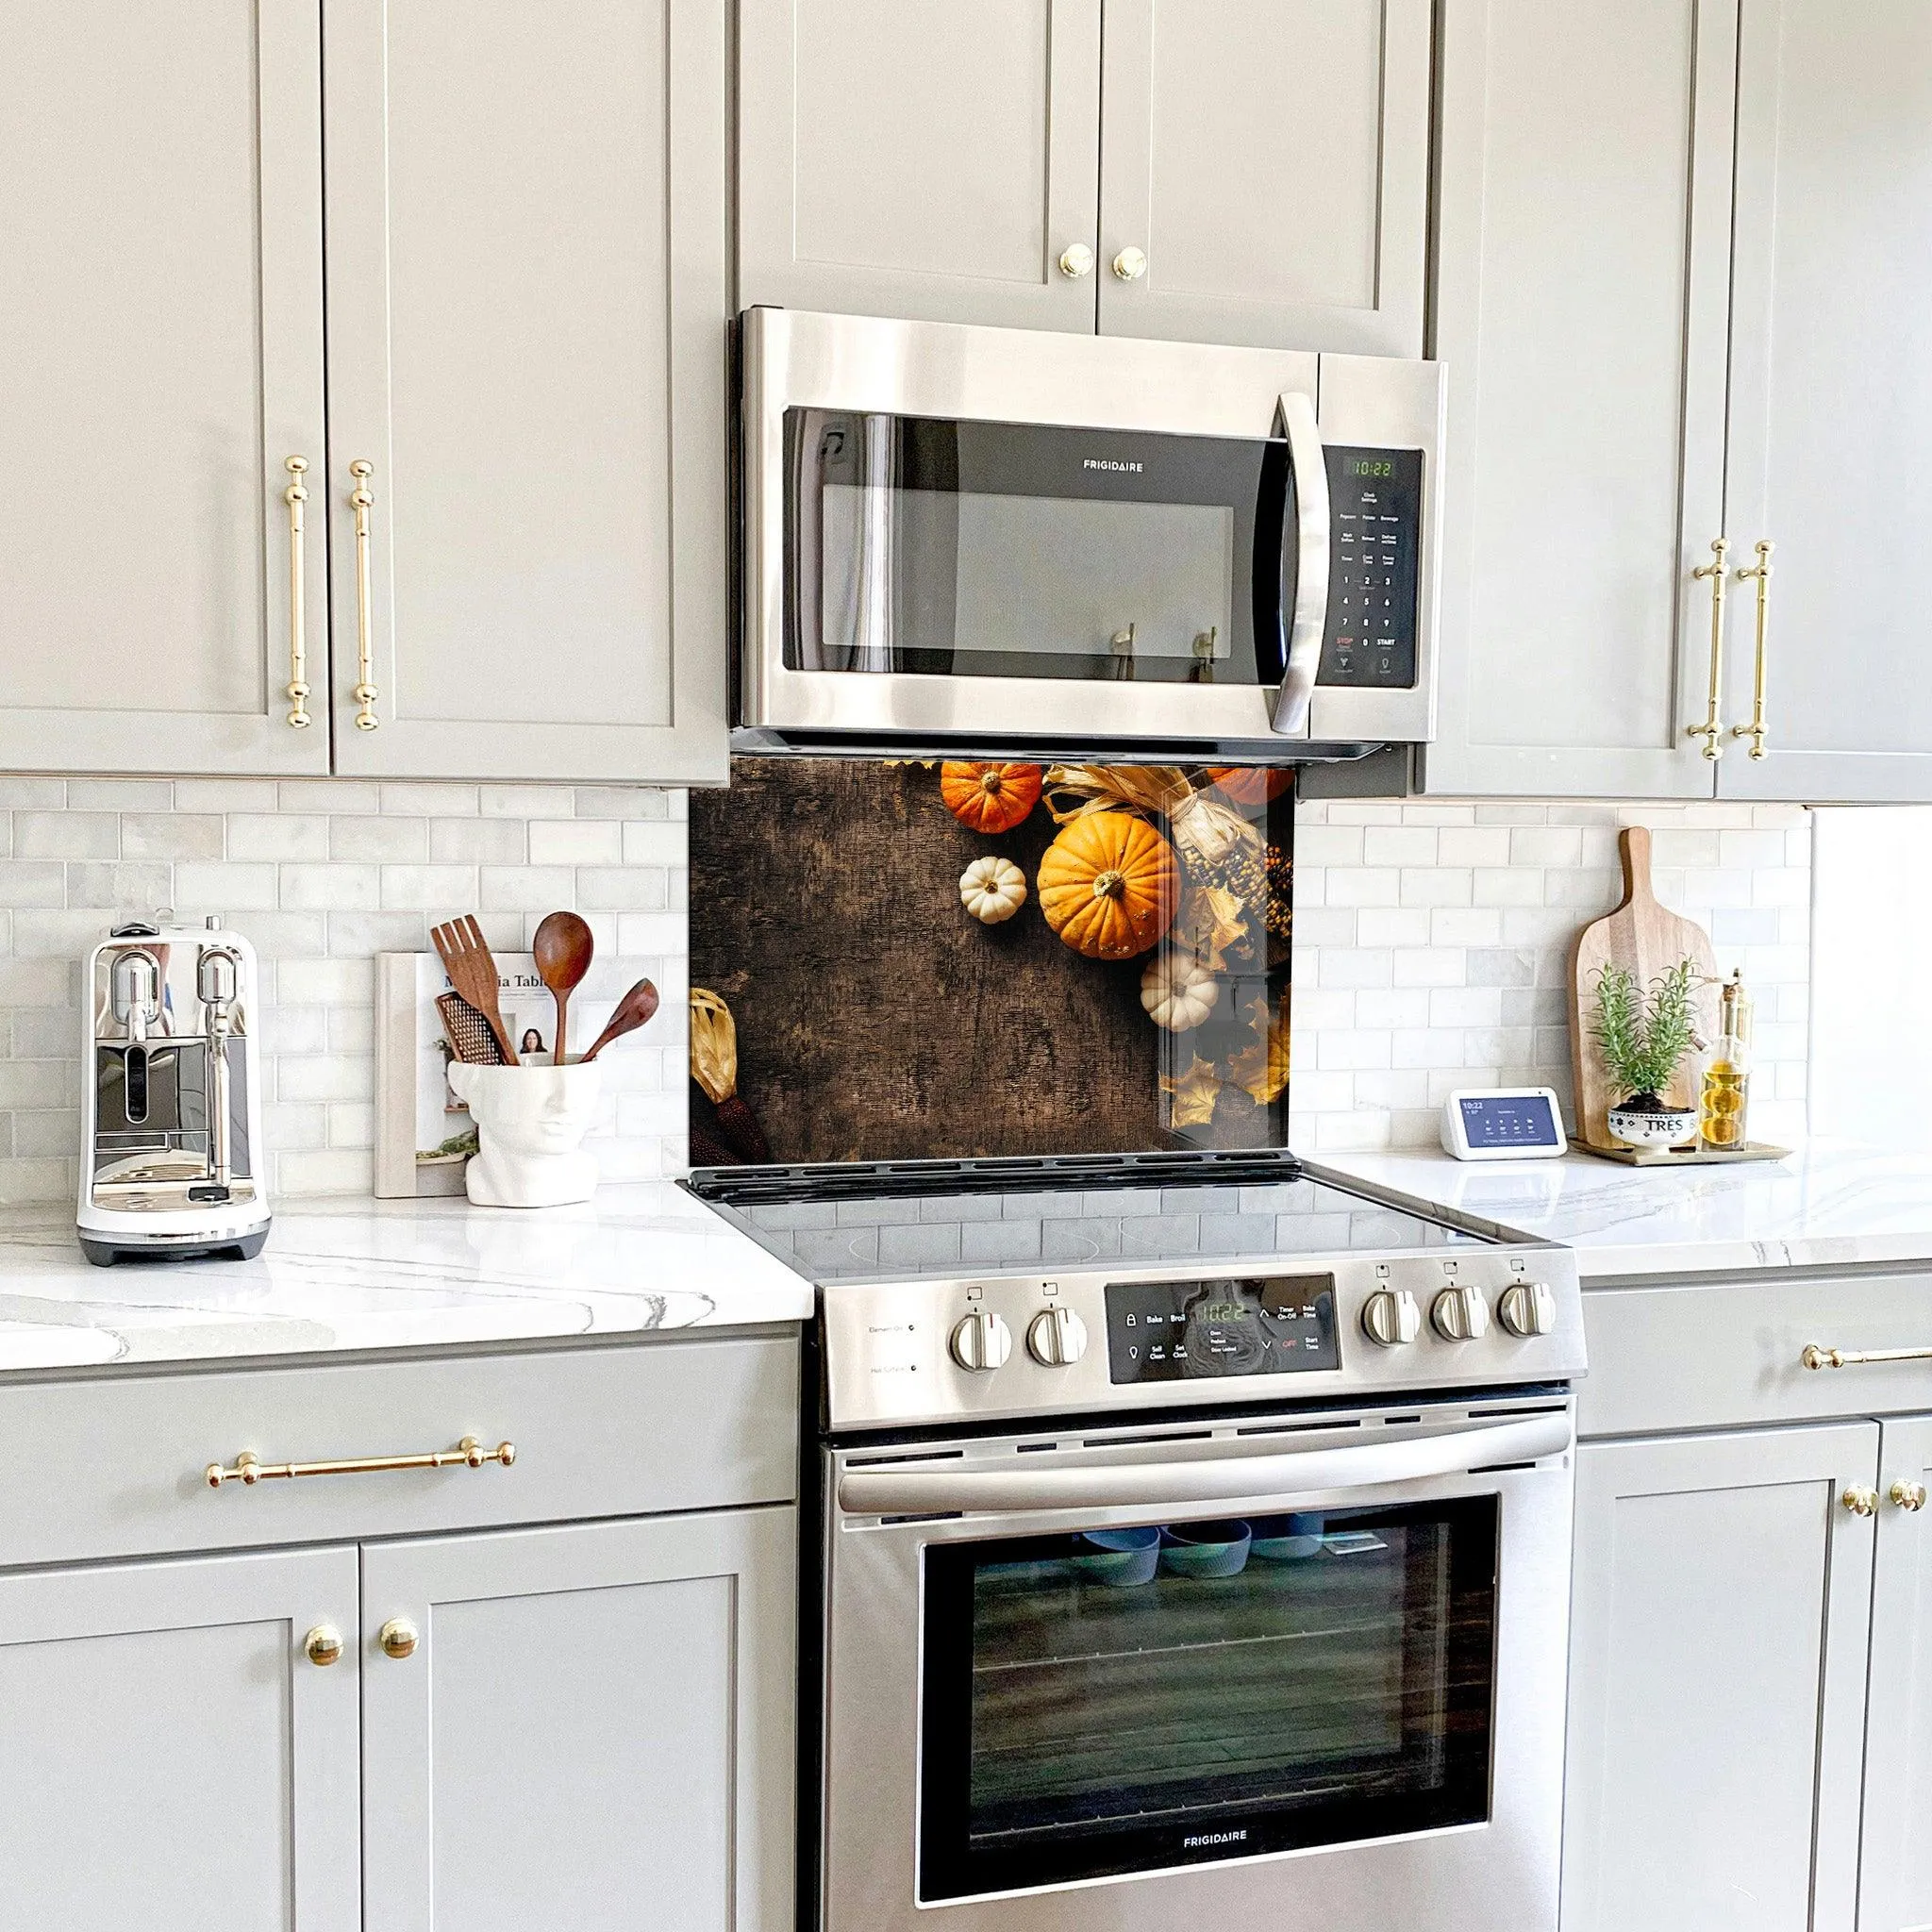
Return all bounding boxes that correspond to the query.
[918,1495,1497,1901]
[786,409,1280,686]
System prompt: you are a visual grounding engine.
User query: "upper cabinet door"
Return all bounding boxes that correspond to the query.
[0,1546,359,1932]
[739,0,1104,331]
[1095,0,1428,353]
[1421,0,1736,799]
[1859,1415,1932,1932]
[361,1507,795,1932]
[0,1,330,776]
[323,0,730,785]
[1720,0,1932,802]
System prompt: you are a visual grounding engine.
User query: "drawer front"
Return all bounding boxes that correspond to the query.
[0,1334,799,1569]
[1580,1268,1932,1438]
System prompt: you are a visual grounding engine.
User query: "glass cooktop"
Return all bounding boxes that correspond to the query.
[690,1158,1484,1285]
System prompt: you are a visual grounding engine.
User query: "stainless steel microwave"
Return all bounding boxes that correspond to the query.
[734,307,1445,759]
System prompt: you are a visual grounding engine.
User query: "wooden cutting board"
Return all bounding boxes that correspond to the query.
[1569,825,1722,1151]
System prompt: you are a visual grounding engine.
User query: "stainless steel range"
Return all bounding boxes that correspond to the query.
[691,1152,1585,1932]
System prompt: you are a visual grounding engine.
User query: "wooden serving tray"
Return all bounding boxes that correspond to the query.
[1569,1139,1792,1168]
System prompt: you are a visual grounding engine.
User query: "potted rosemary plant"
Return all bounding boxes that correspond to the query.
[1591,958,1701,1148]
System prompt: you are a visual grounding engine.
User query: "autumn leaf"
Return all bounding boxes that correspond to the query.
[1159,1054,1223,1129]
[1226,996,1291,1105]
[1179,883,1248,972]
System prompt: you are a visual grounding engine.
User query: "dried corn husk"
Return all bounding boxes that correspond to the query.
[690,988,739,1104]
[1043,764,1260,870]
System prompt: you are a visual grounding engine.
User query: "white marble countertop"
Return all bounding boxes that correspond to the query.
[1315,1140,1932,1279]
[0,1183,813,1374]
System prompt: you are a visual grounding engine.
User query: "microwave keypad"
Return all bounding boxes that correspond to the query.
[1320,445,1423,689]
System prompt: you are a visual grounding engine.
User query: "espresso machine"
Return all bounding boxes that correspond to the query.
[76,917,271,1265]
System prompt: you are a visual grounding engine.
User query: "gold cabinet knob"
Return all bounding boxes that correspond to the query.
[1891,1479,1928,1512]
[1058,242,1094,279]
[378,1617,420,1660]
[1843,1486,1880,1517]
[303,1624,344,1668]
[1111,245,1148,282]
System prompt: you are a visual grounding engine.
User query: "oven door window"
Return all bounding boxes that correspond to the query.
[918,1496,1497,1901]
[784,408,1290,687]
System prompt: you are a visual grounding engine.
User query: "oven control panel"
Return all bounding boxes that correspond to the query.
[1103,1274,1340,1385]
[1318,444,1423,691]
[820,1248,1586,1432]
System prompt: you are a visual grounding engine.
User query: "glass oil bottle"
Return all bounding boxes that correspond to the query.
[1699,971,1753,1151]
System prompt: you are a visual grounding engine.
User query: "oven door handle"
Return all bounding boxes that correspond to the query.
[1269,388,1330,737]
[837,1411,1571,1518]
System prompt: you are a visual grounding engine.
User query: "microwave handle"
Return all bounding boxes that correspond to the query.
[836,1411,1570,1518]
[1270,389,1331,736]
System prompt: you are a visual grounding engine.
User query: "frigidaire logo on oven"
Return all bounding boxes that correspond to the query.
[1183,1829,1248,1849]
[1083,458,1143,473]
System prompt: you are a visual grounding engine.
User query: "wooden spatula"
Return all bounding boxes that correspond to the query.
[432,915,519,1065]
[1568,826,1719,1149]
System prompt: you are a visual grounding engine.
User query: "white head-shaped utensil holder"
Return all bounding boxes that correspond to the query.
[446,1061,602,1208]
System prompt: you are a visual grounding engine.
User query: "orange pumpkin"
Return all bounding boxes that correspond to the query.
[1037,812,1179,960]
[1206,765,1293,806]
[940,761,1042,834]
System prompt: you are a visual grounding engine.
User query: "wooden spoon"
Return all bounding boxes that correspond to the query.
[580,978,660,1062]
[531,910,594,1064]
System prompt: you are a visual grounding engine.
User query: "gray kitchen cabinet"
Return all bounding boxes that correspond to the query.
[1423,0,1738,799]
[1857,1416,1932,1932]
[738,0,1426,355]
[0,0,331,777]
[1715,0,1932,803]
[360,1507,796,1932]
[737,0,1104,332]
[0,1545,360,1931]
[1095,0,1429,354]
[1562,1423,1878,1932]
[321,0,730,784]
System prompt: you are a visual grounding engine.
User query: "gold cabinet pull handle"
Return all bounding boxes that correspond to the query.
[283,457,311,728]
[1732,539,1774,758]
[1803,1343,1932,1371]
[206,1434,515,1489]
[1890,1479,1928,1512]
[349,458,379,730]
[1687,537,1730,758]
[1843,1486,1880,1518]
[304,1624,344,1667]
[378,1617,420,1660]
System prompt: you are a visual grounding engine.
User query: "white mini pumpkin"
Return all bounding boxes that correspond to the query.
[959,855,1028,924]
[1141,948,1221,1032]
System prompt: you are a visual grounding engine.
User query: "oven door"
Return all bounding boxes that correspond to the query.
[739,308,1442,755]
[821,1399,1572,1932]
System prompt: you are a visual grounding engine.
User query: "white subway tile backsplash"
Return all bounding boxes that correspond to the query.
[1292,798,1811,1155]
[227,813,330,861]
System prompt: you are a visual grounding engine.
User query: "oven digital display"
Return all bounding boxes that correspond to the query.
[1104,1275,1340,1384]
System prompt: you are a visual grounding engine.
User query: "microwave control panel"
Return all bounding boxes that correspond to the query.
[1319,444,1424,690]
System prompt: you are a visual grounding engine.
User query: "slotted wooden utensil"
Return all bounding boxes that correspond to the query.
[1568,825,1719,1150]
[436,992,506,1066]
[580,977,659,1062]
[431,915,518,1065]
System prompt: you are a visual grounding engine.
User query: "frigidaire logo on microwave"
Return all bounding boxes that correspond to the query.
[1083,458,1143,474]
[1183,1829,1248,1849]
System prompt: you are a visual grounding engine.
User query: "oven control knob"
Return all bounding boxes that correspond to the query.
[1498,1280,1557,1339]
[1026,1306,1089,1368]
[1360,1289,1421,1347]
[1431,1284,1491,1343]
[949,1309,1012,1374]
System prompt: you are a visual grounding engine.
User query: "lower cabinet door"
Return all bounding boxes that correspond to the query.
[1562,1424,1879,1932]
[1857,1416,1932,1932]
[361,1506,796,1932]
[0,1545,360,1932]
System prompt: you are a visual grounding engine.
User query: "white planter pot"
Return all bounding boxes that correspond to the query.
[1607,1104,1698,1150]
[446,1061,602,1208]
